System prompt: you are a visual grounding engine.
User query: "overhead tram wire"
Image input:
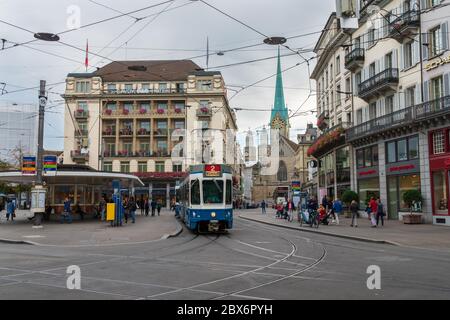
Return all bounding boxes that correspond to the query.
[87,0,141,21]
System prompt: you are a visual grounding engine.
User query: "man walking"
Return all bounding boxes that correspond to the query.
[128,196,137,223]
[261,200,266,214]
[145,198,149,217]
[6,199,15,222]
[61,196,72,224]
[151,199,157,216]
[99,195,106,221]
[157,201,162,216]
[376,198,385,227]
[350,200,359,227]
[332,198,342,225]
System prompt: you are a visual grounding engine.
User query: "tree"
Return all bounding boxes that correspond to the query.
[403,190,423,214]
[342,190,359,206]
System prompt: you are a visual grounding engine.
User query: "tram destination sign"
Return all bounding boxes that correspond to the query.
[204,165,222,177]
[43,155,57,175]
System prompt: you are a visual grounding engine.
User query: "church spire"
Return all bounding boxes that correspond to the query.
[270,46,289,137]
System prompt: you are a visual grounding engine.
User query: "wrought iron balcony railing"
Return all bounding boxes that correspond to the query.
[344,48,365,71]
[358,68,399,100]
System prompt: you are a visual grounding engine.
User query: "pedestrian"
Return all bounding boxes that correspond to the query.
[128,196,137,223]
[145,198,149,217]
[308,196,318,212]
[261,200,266,214]
[151,199,157,216]
[332,198,342,225]
[376,198,385,227]
[61,196,72,224]
[75,203,85,221]
[350,200,359,227]
[99,195,106,221]
[157,201,162,216]
[139,196,145,216]
[123,196,129,223]
[321,195,328,210]
[369,197,378,228]
[6,199,15,222]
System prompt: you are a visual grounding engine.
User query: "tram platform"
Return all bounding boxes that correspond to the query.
[0,209,182,246]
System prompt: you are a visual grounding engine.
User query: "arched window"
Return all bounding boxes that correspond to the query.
[277,161,287,182]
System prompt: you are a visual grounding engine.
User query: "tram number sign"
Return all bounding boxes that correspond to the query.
[204,165,222,177]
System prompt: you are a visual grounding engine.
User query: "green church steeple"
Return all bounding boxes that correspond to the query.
[270,47,289,137]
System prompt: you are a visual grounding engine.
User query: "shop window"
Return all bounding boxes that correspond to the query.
[433,131,445,154]
[399,175,422,211]
[433,171,448,214]
[357,145,378,168]
[364,148,372,167]
[387,142,396,163]
[408,136,419,159]
[54,185,75,205]
[357,149,364,169]
[397,139,408,161]
[358,178,380,209]
[372,146,379,166]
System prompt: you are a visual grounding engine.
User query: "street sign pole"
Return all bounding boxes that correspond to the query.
[32,80,47,226]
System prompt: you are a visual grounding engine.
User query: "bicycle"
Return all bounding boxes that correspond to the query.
[298,209,319,228]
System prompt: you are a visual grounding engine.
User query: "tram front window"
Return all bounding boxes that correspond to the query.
[203,180,224,204]
[191,179,201,205]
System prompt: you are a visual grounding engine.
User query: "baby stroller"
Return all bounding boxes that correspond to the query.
[275,204,288,219]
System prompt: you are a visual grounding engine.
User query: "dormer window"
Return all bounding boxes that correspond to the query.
[75,81,91,93]
[159,83,168,93]
[107,84,116,93]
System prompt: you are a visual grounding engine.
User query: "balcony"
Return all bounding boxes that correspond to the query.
[345,48,365,71]
[360,0,383,17]
[154,128,169,136]
[388,10,420,42]
[346,96,450,143]
[71,150,89,161]
[119,128,133,136]
[117,150,133,157]
[307,122,351,158]
[74,110,89,119]
[197,107,212,118]
[153,149,169,157]
[102,88,187,95]
[136,128,151,136]
[169,108,186,117]
[358,68,399,101]
[135,150,151,157]
[74,129,88,137]
[102,129,116,137]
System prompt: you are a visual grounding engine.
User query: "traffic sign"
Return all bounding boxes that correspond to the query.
[43,155,57,174]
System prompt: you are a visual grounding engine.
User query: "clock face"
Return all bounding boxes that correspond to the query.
[271,117,285,130]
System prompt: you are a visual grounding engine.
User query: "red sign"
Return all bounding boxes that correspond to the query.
[359,170,377,176]
[389,164,415,172]
[205,164,222,177]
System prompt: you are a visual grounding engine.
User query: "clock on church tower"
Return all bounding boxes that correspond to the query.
[271,115,286,130]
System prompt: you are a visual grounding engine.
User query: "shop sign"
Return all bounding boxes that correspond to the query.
[389,164,415,172]
[358,169,377,177]
[425,56,450,71]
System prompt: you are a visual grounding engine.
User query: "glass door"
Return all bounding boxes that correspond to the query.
[388,176,399,220]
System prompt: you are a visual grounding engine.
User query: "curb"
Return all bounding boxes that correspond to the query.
[239,215,399,246]
[163,219,183,239]
[0,238,34,245]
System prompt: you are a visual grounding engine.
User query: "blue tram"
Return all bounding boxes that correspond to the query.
[177,164,233,233]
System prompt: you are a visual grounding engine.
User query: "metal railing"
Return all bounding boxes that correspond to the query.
[358,68,399,97]
[388,10,420,35]
[345,48,365,66]
[347,96,450,141]
[71,150,89,159]
[74,110,89,118]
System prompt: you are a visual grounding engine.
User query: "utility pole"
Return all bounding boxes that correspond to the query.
[32,80,47,227]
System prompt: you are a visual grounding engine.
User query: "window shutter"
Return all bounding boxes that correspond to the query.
[380,56,385,71]
[393,93,399,111]
[415,84,421,104]
[413,36,420,65]
[400,91,406,110]
[444,73,450,97]
[441,22,449,52]
[375,60,380,74]
[419,0,428,10]
[400,44,405,70]
[422,32,429,61]
[423,80,429,103]
[392,49,398,69]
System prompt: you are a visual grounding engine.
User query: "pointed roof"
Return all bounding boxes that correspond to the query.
[270,47,289,124]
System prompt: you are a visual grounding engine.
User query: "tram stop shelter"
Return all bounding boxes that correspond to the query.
[0,164,144,217]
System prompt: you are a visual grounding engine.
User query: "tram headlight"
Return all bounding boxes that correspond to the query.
[211,212,216,218]
[192,212,196,217]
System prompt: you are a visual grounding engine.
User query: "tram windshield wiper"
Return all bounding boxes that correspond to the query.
[213,179,222,193]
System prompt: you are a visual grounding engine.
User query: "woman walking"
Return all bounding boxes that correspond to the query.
[369,197,378,228]
[376,198,385,227]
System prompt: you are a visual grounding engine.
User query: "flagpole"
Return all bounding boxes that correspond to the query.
[85,39,89,72]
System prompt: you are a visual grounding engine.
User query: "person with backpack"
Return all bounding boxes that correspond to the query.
[157,201,162,216]
[332,198,343,225]
[61,196,72,224]
[6,199,16,222]
[261,200,266,214]
[376,198,385,227]
[350,200,359,227]
[128,196,137,223]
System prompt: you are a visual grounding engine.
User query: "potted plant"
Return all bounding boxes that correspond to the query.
[105,109,112,115]
[342,190,359,218]
[402,189,423,224]
[123,109,130,115]
[157,108,165,114]
[174,107,182,113]
[139,108,147,114]
[200,107,209,113]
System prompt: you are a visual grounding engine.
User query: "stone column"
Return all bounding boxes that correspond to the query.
[378,139,388,217]
[166,182,171,209]
[419,132,432,223]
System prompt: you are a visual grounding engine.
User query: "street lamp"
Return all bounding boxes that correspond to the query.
[34,33,60,42]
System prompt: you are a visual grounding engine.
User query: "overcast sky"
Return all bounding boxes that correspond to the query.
[0,0,335,150]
